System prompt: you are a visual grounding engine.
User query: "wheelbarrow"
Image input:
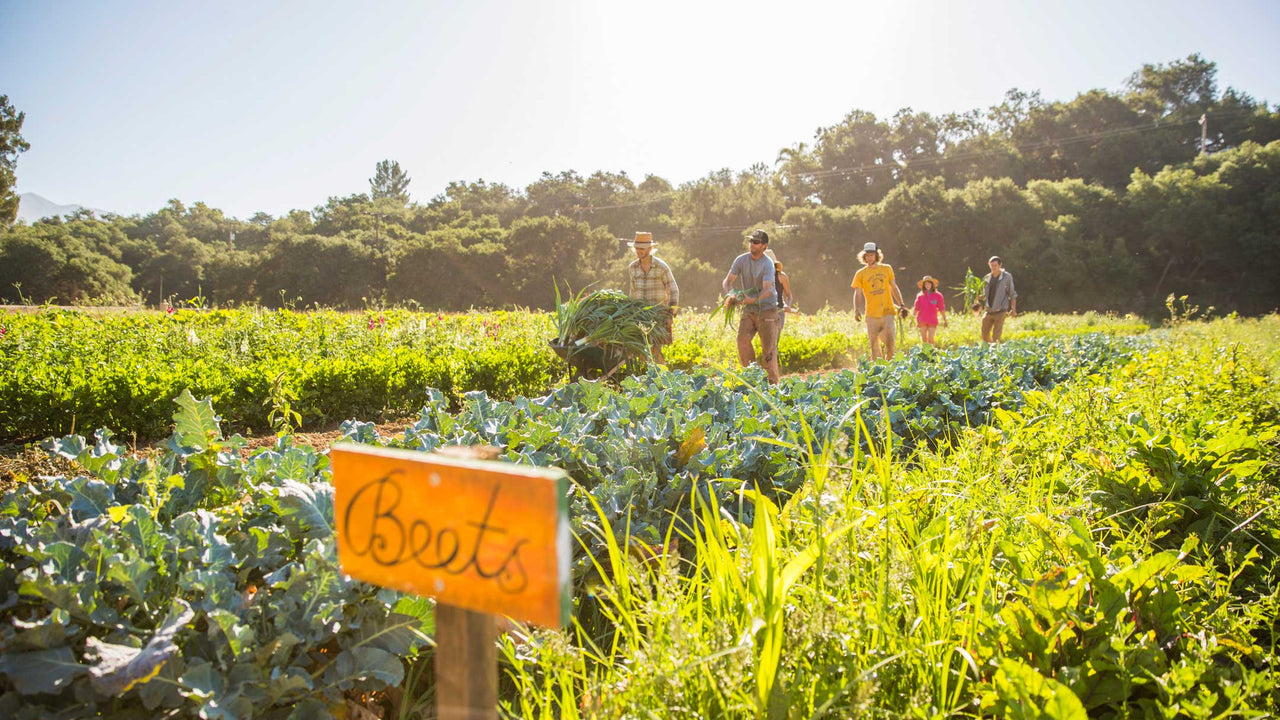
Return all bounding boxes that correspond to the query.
[548,340,632,381]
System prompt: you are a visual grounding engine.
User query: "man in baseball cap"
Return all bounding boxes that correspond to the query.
[851,241,905,361]
[720,228,780,383]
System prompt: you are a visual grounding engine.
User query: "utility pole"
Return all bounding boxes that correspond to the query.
[363,210,386,247]
[1199,113,1208,155]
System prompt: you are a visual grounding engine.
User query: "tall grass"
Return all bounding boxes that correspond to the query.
[498,318,1280,717]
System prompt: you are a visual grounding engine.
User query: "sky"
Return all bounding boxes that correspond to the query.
[3,0,1279,220]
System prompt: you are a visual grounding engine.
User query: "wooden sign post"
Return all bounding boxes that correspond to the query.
[331,443,571,720]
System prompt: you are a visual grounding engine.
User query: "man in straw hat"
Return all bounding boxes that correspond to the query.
[721,229,780,383]
[851,242,906,361]
[627,232,680,363]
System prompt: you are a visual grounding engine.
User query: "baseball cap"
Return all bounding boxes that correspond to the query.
[746,229,769,244]
[862,242,878,253]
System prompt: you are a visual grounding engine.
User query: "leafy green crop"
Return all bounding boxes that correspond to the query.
[0,307,561,441]
[0,394,430,718]
[356,334,1147,575]
[5,325,1270,718]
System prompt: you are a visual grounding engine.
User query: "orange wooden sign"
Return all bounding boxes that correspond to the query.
[331,443,571,628]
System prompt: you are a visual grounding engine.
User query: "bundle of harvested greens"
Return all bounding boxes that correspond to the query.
[955,268,985,313]
[707,288,760,328]
[553,287,671,358]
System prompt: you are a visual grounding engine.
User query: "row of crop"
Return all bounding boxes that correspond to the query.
[0,307,561,441]
[0,333,1146,717]
[356,334,1147,561]
[0,394,429,718]
[0,306,1147,442]
[666,307,1148,371]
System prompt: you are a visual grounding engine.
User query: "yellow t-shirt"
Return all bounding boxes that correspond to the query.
[851,264,897,317]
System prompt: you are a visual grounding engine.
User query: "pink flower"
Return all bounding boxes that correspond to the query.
[166,305,175,315]
[0,326,6,337]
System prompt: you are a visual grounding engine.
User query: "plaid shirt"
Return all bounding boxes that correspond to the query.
[628,256,679,306]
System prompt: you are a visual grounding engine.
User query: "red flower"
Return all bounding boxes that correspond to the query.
[0,326,6,337]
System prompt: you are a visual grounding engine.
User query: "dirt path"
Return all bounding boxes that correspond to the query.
[0,418,420,492]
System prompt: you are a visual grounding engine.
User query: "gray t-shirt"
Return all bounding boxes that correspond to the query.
[728,253,778,310]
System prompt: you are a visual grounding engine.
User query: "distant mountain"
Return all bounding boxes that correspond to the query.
[16,193,111,223]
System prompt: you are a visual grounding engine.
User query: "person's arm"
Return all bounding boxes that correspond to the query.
[1008,275,1017,316]
[754,280,774,304]
[665,264,680,309]
[722,272,738,296]
[853,288,865,320]
[890,281,906,310]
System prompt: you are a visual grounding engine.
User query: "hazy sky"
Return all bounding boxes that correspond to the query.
[4,0,1279,219]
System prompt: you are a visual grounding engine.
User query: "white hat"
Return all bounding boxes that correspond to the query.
[862,242,878,253]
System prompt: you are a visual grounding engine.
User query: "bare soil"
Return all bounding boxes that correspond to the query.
[0,418,419,493]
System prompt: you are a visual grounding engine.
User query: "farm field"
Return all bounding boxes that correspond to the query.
[0,311,1274,712]
[0,313,1274,717]
[0,305,1147,442]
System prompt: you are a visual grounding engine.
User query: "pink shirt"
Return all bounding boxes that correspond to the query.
[914,291,946,325]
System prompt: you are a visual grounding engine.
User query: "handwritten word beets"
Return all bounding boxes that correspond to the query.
[341,471,529,593]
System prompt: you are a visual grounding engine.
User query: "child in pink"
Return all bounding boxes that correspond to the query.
[912,276,948,346]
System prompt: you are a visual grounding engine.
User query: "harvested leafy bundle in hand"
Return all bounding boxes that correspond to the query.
[554,288,671,356]
[708,288,760,328]
[956,268,985,312]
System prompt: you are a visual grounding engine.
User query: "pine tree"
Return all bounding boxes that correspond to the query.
[369,160,411,205]
[0,95,31,226]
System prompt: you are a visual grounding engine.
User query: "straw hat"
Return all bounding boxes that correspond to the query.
[917,275,939,290]
[628,231,656,248]
[763,249,782,269]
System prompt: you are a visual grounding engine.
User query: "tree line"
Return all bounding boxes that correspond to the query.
[2,54,1279,317]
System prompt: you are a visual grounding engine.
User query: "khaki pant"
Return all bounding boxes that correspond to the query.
[737,308,780,383]
[981,311,1008,343]
[864,314,897,360]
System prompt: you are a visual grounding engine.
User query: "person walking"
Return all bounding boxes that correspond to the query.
[980,255,1017,343]
[626,231,680,363]
[912,275,948,346]
[722,229,780,383]
[851,242,906,361]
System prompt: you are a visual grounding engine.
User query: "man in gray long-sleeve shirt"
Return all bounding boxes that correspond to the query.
[981,256,1017,343]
